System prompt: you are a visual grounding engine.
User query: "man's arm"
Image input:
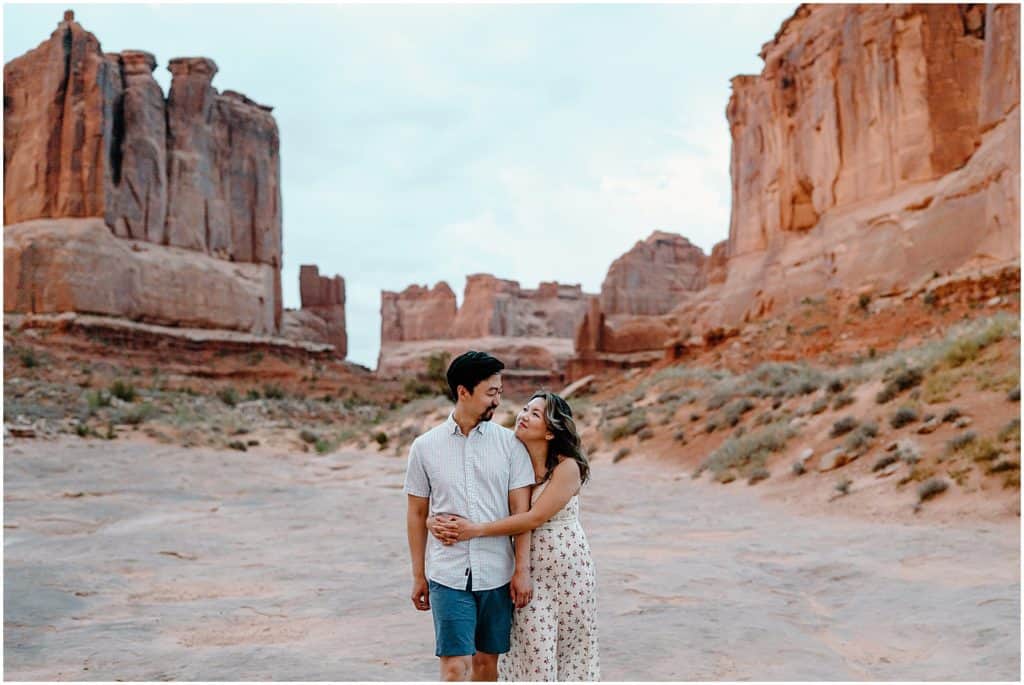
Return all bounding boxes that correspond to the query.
[509,486,532,608]
[407,494,431,611]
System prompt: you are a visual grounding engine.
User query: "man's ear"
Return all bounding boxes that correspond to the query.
[456,385,469,401]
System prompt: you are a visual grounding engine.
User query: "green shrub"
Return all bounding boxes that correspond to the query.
[612,447,630,463]
[997,418,1020,443]
[217,388,239,407]
[696,421,794,478]
[86,390,112,411]
[917,477,948,502]
[890,406,919,429]
[637,427,655,442]
[724,398,755,427]
[748,468,770,485]
[872,454,899,472]
[940,407,962,423]
[228,440,248,451]
[374,431,389,447]
[844,421,879,453]
[945,431,978,454]
[830,416,859,438]
[835,478,852,495]
[119,402,156,425]
[262,383,285,400]
[300,429,319,444]
[246,389,261,401]
[832,392,855,410]
[607,410,648,441]
[110,380,137,402]
[19,348,39,368]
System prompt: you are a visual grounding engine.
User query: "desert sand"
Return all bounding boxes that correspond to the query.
[3,437,1019,681]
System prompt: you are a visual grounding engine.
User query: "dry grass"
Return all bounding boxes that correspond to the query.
[696,421,795,479]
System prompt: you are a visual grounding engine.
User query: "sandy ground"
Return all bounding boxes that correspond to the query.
[3,437,1019,681]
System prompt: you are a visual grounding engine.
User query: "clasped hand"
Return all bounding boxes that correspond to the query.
[427,514,477,545]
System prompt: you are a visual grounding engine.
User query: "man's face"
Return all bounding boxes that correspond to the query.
[464,373,502,422]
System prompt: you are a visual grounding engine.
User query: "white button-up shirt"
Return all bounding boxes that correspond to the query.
[404,413,534,591]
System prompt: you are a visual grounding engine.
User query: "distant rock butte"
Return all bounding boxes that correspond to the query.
[3,12,346,357]
[569,3,1020,379]
[378,276,593,385]
[281,266,347,358]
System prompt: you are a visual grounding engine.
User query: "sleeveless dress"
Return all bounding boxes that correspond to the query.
[498,480,600,681]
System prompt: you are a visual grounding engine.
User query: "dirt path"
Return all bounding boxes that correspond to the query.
[3,438,1019,680]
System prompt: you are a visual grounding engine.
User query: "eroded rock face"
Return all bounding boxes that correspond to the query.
[379,275,592,378]
[599,231,708,316]
[4,13,288,337]
[568,4,1020,380]
[4,219,277,333]
[296,265,346,358]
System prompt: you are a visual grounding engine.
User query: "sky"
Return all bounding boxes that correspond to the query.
[3,1,797,369]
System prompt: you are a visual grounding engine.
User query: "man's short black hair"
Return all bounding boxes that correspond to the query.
[446,351,504,401]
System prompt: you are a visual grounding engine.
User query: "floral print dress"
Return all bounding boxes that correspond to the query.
[499,481,600,681]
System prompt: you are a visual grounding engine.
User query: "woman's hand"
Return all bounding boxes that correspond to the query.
[431,514,481,543]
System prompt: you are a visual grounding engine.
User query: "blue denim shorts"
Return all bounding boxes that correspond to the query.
[429,575,513,657]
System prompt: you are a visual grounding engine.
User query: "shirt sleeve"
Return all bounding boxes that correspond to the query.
[403,440,430,498]
[508,438,535,491]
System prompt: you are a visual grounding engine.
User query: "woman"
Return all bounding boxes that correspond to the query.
[428,391,600,681]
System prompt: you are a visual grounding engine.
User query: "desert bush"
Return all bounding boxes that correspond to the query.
[228,440,247,451]
[844,421,879,453]
[917,477,948,503]
[246,389,261,401]
[1008,386,1020,402]
[922,369,964,403]
[374,431,389,448]
[714,471,736,484]
[962,438,1001,463]
[109,380,137,402]
[873,453,900,472]
[748,468,770,485]
[262,383,285,400]
[810,396,829,415]
[987,460,1019,475]
[637,427,655,442]
[300,429,319,444]
[217,387,239,407]
[826,377,846,394]
[19,348,39,368]
[606,409,648,441]
[945,431,977,455]
[696,421,794,478]
[830,416,859,438]
[890,406,919,429]
[835,477,852,495]
[940,407,962,423]
[832,392,855,410]
[673,429,686,443]
[704,415,722,434]
[75,422,91,438]
[724,398,755,427]
[612,447,631,463]
[876,366,923,404]
[119,402,156,425]
[997,418,1020,443]
[86,390,112,411]
[858,293,871,311]
[315,438,334,454]
[791,461,806,476]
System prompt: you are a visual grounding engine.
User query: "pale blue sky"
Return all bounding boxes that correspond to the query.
[4,2,796,368]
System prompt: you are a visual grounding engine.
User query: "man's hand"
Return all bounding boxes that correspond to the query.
[427,514,459,545]
[411,575,430,611]
[510,570,533,609]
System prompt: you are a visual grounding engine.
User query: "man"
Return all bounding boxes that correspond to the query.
[404,351,535,681]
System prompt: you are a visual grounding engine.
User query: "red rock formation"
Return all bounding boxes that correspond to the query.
[380,282,457,343]
[4,12,289,337]
[296,265,346,357]
[4,218,278,334]
[599,231,707,315]
[379,276,592,378]
[568,4,1020,381]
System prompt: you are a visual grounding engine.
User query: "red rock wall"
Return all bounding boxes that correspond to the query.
[296,265,347,357]
[379,275,592,376]
[599,231,708,315]
[4,13,287,335]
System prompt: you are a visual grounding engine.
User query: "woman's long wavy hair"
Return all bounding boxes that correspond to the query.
[532,391,590,486]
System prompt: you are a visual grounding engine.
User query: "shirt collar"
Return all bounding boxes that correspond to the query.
[446,412,487,437]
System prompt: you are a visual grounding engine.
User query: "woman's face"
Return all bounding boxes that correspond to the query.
[514,397,551,443]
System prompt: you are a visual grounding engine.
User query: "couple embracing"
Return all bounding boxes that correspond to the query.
[404,351,600,681]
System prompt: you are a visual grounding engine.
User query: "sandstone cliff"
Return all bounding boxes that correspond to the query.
[280,265,347,358]
[379,276,593,386]
[570,3,1020,379]
[3,12,320,347]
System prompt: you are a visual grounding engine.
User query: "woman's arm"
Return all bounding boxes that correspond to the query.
[441,460,581,541]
